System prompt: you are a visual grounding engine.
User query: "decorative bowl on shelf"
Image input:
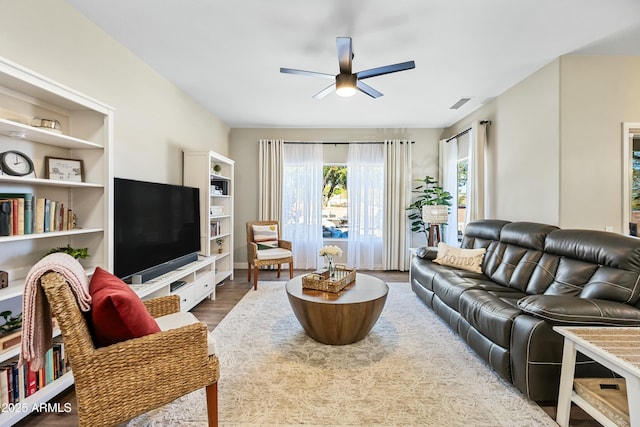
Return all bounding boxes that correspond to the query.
[210,206,224,216]
[31,116,62,133]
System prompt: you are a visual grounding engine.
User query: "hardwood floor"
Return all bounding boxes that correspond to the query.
[15,269,597,426]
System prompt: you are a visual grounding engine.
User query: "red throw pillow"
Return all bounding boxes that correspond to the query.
[89,267,160,347]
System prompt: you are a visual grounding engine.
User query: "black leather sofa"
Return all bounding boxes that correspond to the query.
[410,219,640,401]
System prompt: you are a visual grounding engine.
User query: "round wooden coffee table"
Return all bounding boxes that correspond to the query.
[285,273,388,345]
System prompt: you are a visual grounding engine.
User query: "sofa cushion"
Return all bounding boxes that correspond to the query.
[432,272,481,311]
[500,222,559,251]
[89,267,161,347]
[518,295,640,326]
[545,229,640,271]
[433,243,486,273]
[543,258,598,296]
[459,289,525,348]
[484,243,543,292]
[461,219,510,245]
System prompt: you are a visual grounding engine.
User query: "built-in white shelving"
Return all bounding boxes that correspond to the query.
[0,56,114,425]
[183,151,234,286]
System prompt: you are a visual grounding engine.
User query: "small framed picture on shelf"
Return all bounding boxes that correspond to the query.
[45,156,84,182]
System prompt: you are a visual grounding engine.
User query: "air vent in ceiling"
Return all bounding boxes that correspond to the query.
[450,98,471,109]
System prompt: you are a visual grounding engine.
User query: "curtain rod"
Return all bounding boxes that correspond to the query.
[281,141,414,145]
[445,128,470,142]
[445,120,492,142]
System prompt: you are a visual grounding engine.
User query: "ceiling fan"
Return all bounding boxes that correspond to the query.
[280,37,415,99]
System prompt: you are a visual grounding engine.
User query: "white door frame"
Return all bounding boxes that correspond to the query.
[622,122,640,234]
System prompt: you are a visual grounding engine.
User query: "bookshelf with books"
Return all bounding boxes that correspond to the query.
[0,57,113,424]
[183,151,234,286]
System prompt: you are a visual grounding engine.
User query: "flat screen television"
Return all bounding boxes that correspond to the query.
[114,178,200,283]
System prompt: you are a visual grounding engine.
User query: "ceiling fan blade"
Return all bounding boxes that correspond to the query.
[356,81,383,98]
[312,83,336,99]
[336,37,353,75]
[355,60,416,80]
[280,68,335,79]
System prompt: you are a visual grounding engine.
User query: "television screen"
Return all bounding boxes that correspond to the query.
[114,178,200,280]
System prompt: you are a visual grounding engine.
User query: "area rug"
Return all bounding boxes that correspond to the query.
[128,281,556,427]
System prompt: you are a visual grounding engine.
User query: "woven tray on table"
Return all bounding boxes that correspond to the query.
[302,267,356,293]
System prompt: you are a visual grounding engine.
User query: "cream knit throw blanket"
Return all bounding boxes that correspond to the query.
[20,253,91,371]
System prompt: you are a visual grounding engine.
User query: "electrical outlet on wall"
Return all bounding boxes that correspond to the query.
[0,270,7,288]
[605,226,614,232]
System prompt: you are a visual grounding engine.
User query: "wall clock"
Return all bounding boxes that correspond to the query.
[0,150,35,177]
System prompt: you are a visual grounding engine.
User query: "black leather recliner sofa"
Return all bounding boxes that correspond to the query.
[410,219,640,401]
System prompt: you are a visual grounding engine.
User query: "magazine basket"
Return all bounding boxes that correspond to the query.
[302,267,356,293]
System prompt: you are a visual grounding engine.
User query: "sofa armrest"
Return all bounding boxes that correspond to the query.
[518,295,640,326]
[278,239,292,251]
[248,241,258,260]
[415,246,438,260]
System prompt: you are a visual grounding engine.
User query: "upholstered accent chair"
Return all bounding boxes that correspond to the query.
[246,220,294,290]
[39,270,219,427]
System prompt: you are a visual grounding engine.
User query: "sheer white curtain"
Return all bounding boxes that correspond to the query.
[282,143,323,269]
[258,139,284,222]
[383,140,412,270]
[465,121,488,224]
[347,144,384,269]
[439,138,459,245]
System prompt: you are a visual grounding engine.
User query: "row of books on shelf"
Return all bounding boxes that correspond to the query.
[210,221,221,237]
[0,341,68,406]
[0,193,75,237]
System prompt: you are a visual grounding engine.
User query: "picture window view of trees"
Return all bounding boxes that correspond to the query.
[323,165,348,238]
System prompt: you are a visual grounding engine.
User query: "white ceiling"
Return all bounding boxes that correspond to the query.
[67,0,640,129]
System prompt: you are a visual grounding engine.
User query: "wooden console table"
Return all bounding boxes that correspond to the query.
[554,326,640,427]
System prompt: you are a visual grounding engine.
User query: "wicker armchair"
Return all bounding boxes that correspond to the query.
[39,271,219,427]
[246,220,293,290]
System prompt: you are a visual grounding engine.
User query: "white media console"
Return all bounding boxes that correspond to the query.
[128,255,217,311]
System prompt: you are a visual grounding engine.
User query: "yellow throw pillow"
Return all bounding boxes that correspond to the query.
[433,242,486,274]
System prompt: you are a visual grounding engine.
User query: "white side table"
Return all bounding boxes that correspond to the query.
[554,326,640,427]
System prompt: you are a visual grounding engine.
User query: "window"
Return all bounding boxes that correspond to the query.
[632,135,640,232]
[457,157,468,241]
[322,165,348,238]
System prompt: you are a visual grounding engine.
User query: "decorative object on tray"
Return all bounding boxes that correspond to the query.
[45,156,84,182]
[302,267,356,293]
[319,245,343,278]
[31,116,61,133]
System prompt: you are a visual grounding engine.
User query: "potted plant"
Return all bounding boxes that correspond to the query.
[45,244,89,259]
[215,237,224,253]
[406,176,453,243]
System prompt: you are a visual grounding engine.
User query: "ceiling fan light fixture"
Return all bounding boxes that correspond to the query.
[335,73,357,97]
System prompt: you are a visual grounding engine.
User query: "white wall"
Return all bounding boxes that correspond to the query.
[492,60,561,225]
[559,55,640,231]
[229,128,442,266]
[0,0,229,185]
